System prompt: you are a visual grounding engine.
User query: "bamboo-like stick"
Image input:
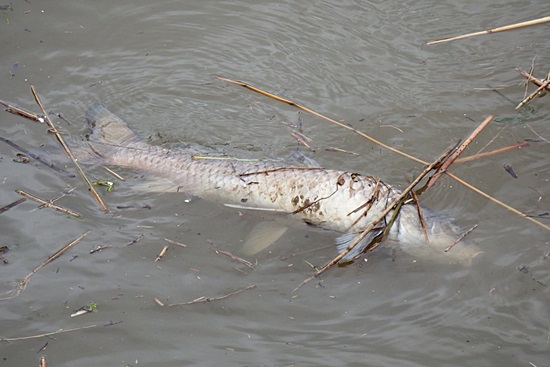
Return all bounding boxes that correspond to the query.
[0,99,40,121]
[427,16,550,45]
[29,86,109,213]
[216,76,550,234]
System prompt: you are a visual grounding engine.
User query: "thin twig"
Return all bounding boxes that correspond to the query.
[292,146,455,293]
[290,131,315,152]
[15,189,81,218]
[0,198,26,214]
[216,76,550,234]
[0,324,96,342]
[325,147,359,155]
[0,230,90,300]
[427,16,550,45]
[167,285,256,307]
[445,224,478,252]
[211,247,255,269]
[30,86,109,213]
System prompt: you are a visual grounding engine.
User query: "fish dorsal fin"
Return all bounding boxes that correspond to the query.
[241,221,288,256]
[86,104,137,145]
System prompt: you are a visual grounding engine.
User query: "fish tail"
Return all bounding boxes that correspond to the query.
[86,103,137,146]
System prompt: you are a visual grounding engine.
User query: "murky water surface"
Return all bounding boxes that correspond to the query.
[1,1,549,366]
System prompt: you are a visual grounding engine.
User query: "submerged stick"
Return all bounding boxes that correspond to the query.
[0,198,26,215]
[166,284,256,307]
[16,189,81,218]
[293,146,455,293]
[30,86,109,213]
[0,136,75,177]
[217,77,550,234]
[427,16,550,45]
[0,230,90,300]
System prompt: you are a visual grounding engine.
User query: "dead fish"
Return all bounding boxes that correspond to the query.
[83,104,482,264]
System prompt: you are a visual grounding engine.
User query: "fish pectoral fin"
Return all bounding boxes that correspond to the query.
[224,203,285,212]
[241,222,288,256]
[335,229,383,262]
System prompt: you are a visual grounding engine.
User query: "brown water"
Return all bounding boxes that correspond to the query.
[1,1,549,366]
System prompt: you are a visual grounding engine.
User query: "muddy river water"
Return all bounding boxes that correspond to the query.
[1,1,549,366]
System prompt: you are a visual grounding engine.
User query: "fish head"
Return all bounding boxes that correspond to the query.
[391,205,484,265]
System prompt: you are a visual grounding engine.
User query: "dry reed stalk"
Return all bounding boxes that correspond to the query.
[427,16,550,45]
[16,189,81,218]
[30,86,109,213]
[0,99,40,121]
[516,68,550,92]
[426,115,493,188]
[216,76,550,234]
[154,245,169,262]
[164,238,187,248]
[455,141,529,163]
[516,71,550,110]
[167,284,256,307]
[215,76,424,164]
[0,230,90,300]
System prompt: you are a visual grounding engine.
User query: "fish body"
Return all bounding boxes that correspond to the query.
[84,104,482,263]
